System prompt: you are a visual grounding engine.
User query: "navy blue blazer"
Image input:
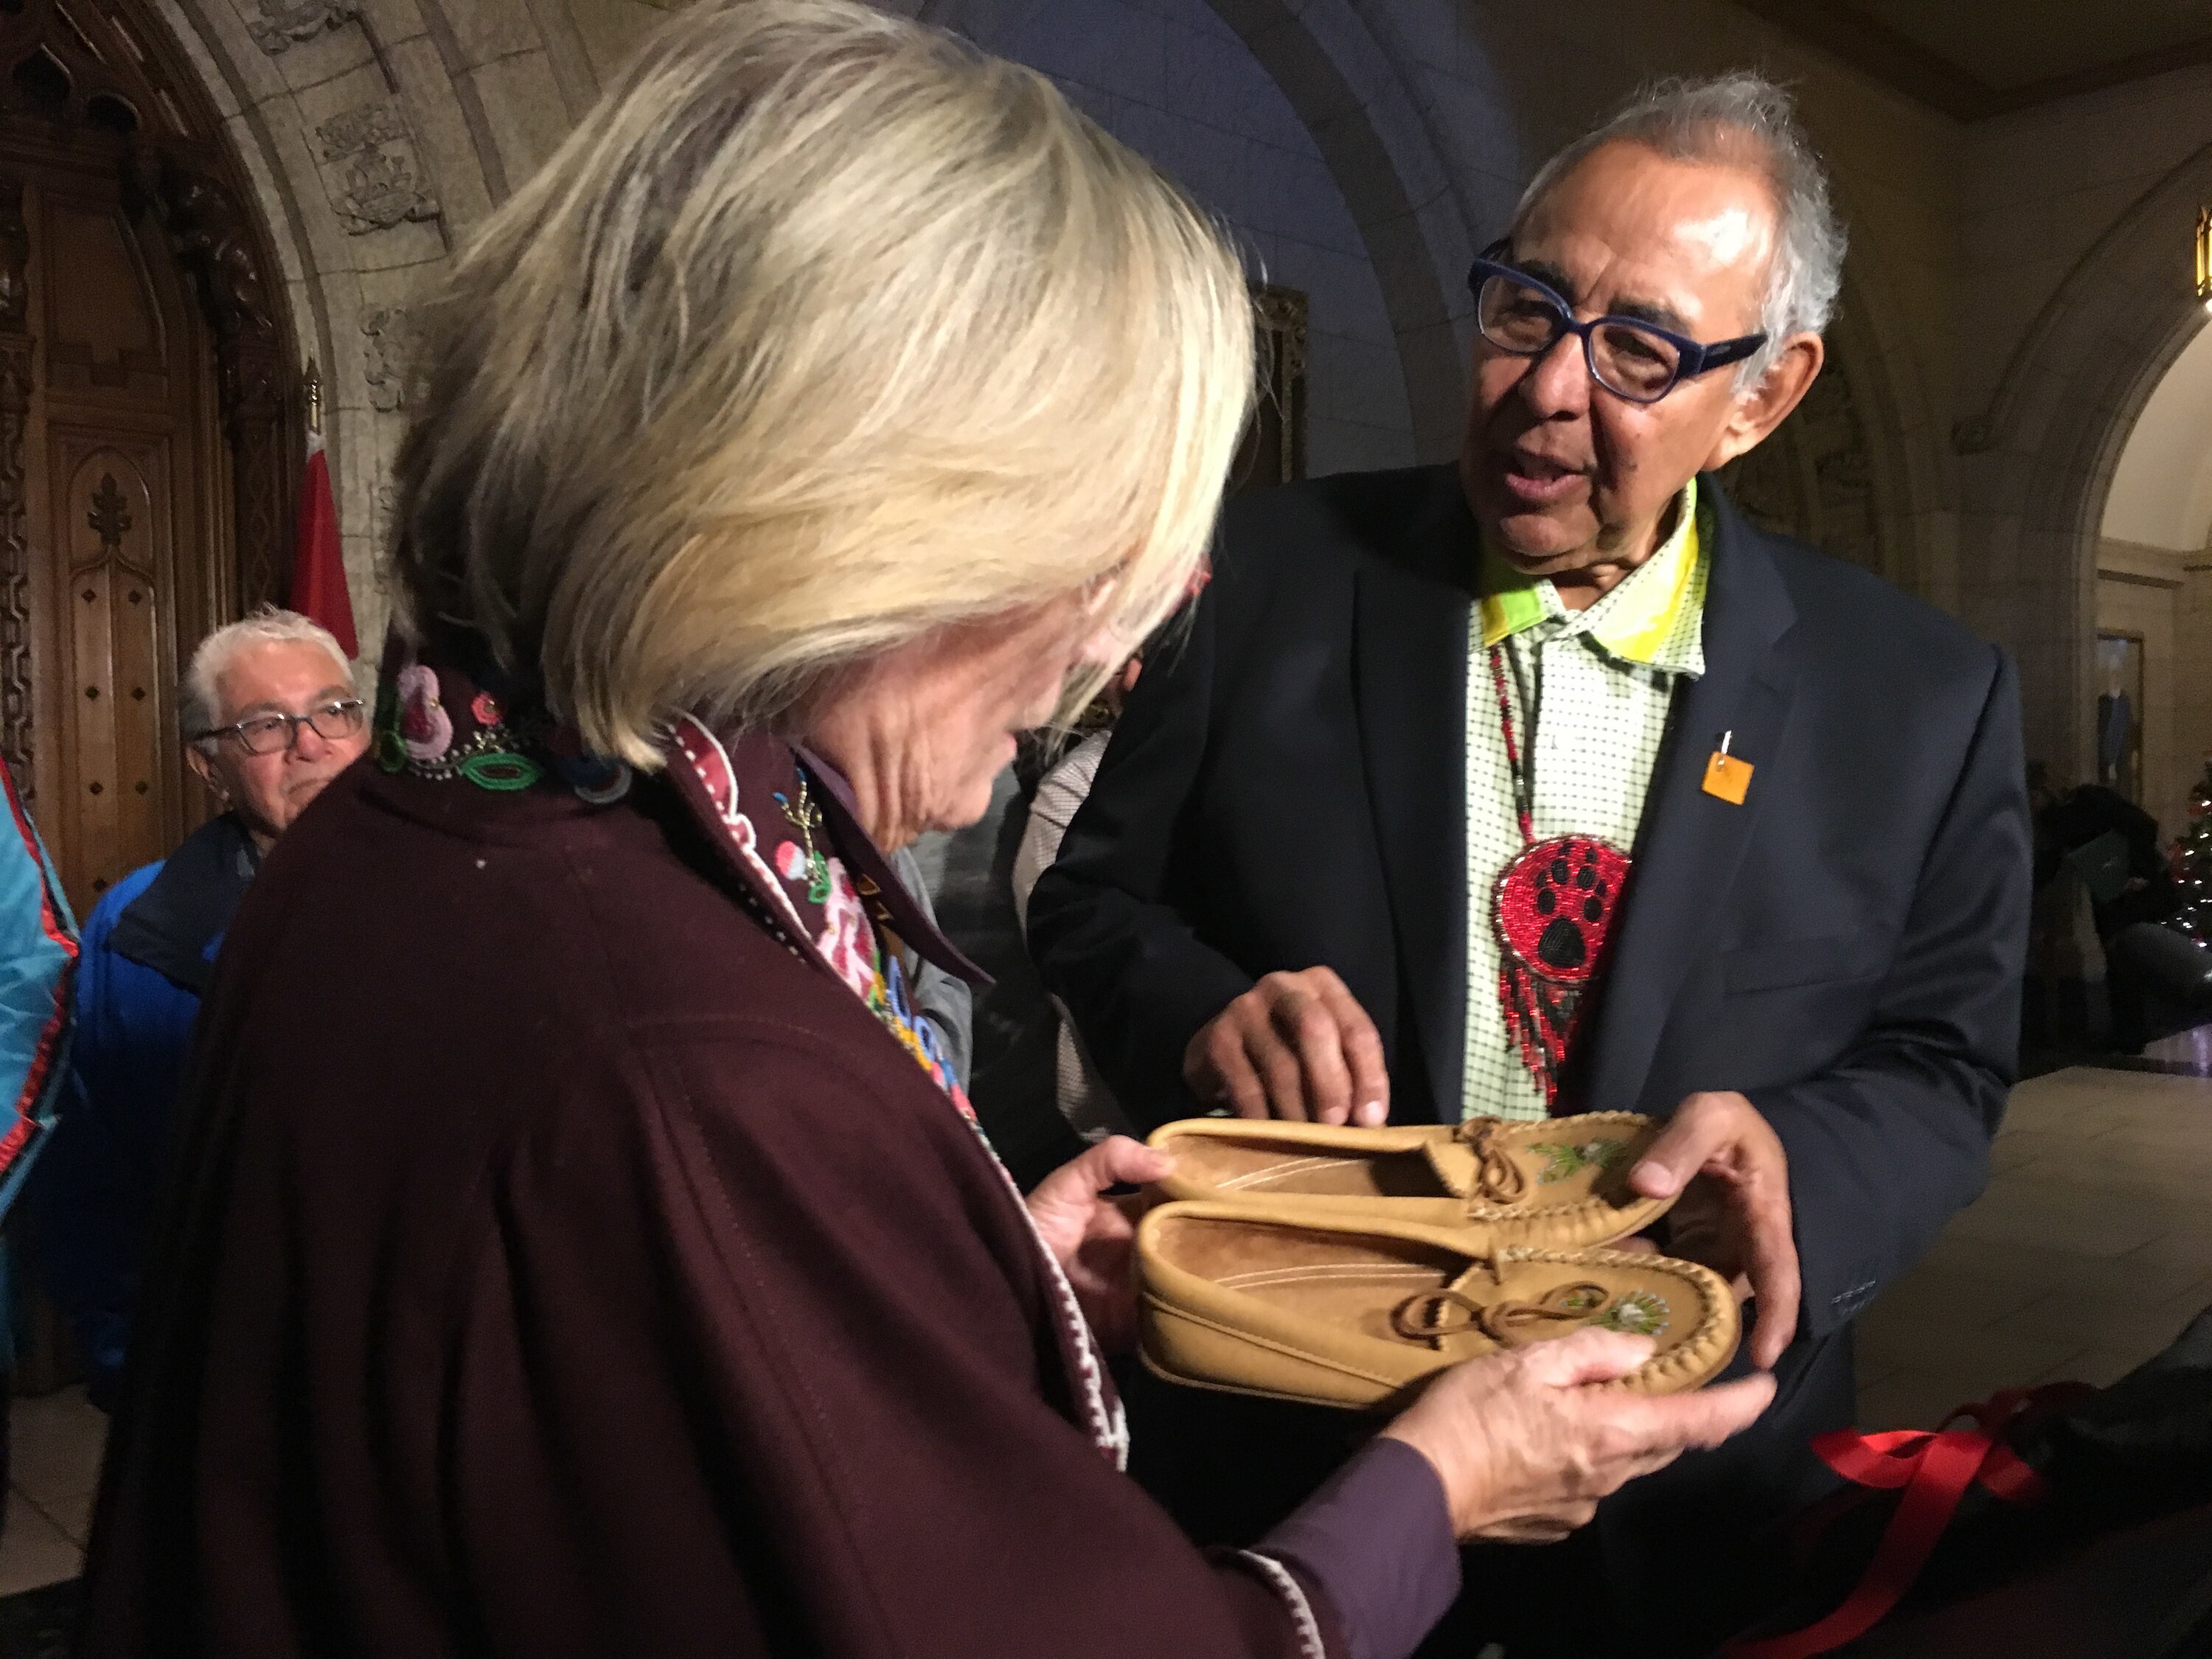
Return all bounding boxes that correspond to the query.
[1029,465,2030,1352]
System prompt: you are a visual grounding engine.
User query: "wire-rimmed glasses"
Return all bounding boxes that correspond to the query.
[1466,248,1767,404]
[192,698,367,757]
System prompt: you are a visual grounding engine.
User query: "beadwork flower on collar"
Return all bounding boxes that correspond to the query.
[372,632,638,801]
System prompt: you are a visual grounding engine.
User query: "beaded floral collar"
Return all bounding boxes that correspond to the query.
[368,634,984,1023]
[659,714,1124,1464]
[369,632,635,802]
[660,714,986,1110]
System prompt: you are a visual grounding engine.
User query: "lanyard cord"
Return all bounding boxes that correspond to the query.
[1487,637,1540,846]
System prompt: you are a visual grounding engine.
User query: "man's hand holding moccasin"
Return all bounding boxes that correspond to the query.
[1628,1091,1802,1368]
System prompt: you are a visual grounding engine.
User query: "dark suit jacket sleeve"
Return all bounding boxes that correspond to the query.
[1749,650,2029,1343]
[1026,589,1256,1125]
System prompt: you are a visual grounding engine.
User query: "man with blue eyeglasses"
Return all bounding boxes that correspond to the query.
[1032,72,2029,1658]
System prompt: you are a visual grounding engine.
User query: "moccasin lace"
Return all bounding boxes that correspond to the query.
[1389,1280,1610,1351]
[1455,1116,1528,1206]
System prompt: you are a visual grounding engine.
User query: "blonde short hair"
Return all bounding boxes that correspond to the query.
[390,0,1254,768]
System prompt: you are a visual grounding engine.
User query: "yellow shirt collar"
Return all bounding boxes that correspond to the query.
[1477,479,1706,675]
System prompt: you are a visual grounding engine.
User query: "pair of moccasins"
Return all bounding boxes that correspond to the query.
[1134,1114,1740,1410]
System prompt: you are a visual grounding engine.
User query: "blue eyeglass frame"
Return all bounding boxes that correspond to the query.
[1465,246,1767,403]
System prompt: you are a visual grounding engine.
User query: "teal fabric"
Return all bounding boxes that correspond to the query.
[0,762,76,1219]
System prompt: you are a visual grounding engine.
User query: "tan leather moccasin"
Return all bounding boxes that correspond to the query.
[1148,1113,1672,1251]
[1136,1200,1739,1411]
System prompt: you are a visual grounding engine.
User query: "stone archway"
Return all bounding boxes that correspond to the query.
[139,0,600,661]
[910,0,1478,462]
[1955,143,2212,784]
[147,0,1483,650]
[1200,0,1474,459]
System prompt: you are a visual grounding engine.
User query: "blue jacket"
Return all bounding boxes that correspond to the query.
[34,813,254,1397]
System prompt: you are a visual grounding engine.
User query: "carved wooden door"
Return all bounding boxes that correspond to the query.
[0,150,224,916]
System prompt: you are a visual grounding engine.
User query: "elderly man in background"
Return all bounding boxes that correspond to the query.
[35,608,366,1407]
[1032,74,2030,1656]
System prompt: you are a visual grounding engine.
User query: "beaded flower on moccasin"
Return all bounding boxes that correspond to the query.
[1148,1113,1672,1251]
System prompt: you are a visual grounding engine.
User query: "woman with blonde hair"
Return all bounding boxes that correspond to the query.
[77,6,1770,1655]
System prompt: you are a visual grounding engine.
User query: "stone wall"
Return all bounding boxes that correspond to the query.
[921,0,1418,477]
[149,0,612,662]
[1952,66,2212,793]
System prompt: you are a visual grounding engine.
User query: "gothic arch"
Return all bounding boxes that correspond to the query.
[144,0,1486,658]
[1201,0,1474,459]
[912,0,1480,461]
[1953,142,2212,783]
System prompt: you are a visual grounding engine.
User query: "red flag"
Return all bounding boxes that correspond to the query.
[289,431,358,658]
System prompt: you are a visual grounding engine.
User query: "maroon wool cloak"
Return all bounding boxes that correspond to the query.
[74,724,1451,1659]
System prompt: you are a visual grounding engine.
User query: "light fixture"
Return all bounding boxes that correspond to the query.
[2196,206,2211,306]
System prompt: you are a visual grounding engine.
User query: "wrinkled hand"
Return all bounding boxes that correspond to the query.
[1026,1136,1171,1354]
[1183,968,1389,1125]
[1627,1091,1801,1368]
[1382,1329,1775,1542]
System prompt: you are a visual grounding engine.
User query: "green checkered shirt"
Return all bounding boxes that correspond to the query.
[1462,481,1709,1121]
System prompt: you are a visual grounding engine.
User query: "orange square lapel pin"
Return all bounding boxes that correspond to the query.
[1702,730,1753,806]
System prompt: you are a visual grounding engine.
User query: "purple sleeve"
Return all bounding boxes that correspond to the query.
[1250,1437,1462,1659]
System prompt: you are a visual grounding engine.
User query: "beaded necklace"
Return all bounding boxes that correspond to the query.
[1487,639,1630,1110]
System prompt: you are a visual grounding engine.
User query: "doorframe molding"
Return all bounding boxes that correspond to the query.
[0,0,302,807]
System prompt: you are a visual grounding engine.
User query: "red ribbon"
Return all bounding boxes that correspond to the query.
[1723,1387,2086,1658]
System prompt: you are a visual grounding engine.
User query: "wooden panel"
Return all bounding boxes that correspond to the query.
[7,156,218,919]
[41,197,167,397]
[52,439,167,908]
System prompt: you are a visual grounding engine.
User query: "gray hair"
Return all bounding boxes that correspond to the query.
[181,607,352,745]
[1510,72,1847,385]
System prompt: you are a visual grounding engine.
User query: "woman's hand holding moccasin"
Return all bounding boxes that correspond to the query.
[1026,1135,1175,1354]
[1379,1328,1776,1543]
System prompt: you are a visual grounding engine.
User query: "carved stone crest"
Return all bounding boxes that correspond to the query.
[316,101,440,235]
[248,1,359,55]
[361,307,418,411]
[372,480,397,550]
